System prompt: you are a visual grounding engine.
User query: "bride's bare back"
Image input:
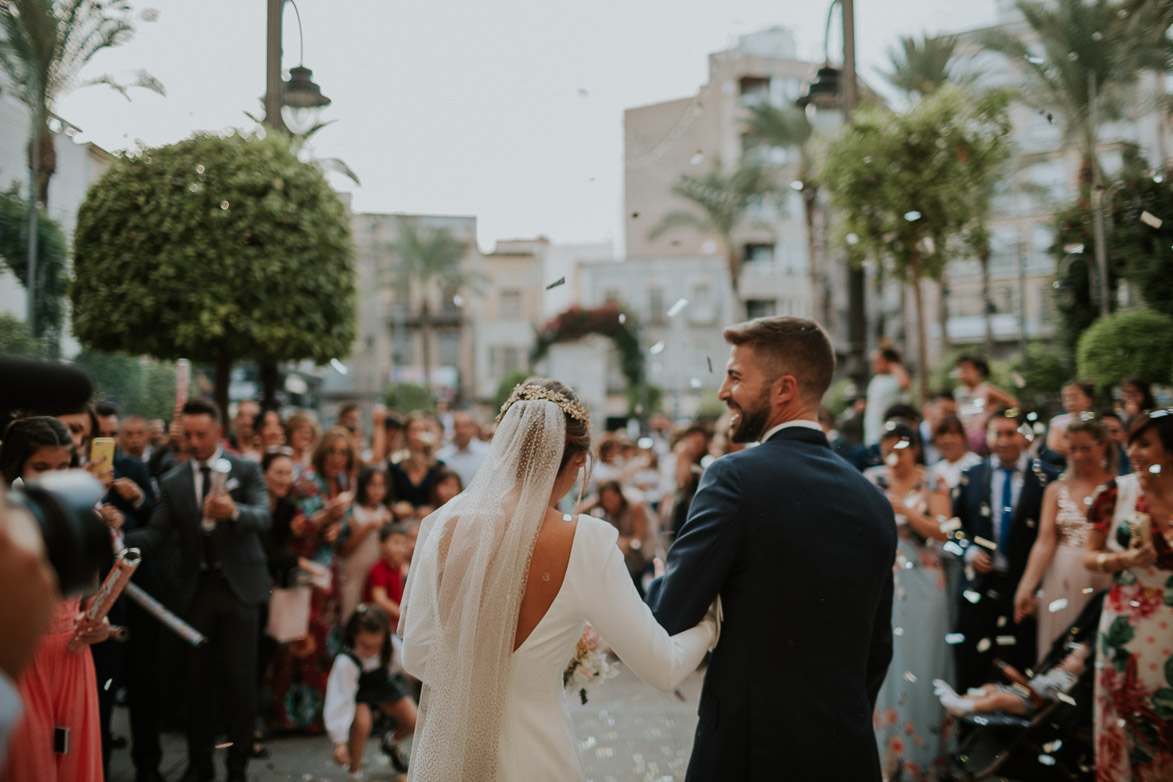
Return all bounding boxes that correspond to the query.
[514,509,577,651]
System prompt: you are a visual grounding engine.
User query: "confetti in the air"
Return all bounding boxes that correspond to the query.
[546,277,566,290]
[1150,464,1163,475]
[976,638,992,653]
[973,536,997,552]
[707,357,713,374]
[1141,211,1163,229]
[1048,598,1069,613]
[330,358,348,375]
[618,314,626,324]
[902,672,917,683]
[666,298,689,318]
[963,590,982,604]
[996,635,1017,646]
[649,341,665,355]
[904,210,922,222]
[945,633,966,645]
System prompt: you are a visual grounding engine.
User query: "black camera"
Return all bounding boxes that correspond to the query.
[8,470,111,597]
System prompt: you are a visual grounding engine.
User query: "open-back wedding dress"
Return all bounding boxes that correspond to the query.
[400,388,714,781]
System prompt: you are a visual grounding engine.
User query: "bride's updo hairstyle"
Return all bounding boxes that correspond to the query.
[499,377,591,475]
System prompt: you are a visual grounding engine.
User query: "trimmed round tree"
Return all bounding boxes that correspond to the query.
[1076,309,1173,393]
[71,132,355,412]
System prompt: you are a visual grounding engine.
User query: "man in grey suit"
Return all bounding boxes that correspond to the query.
[126,398,270,782]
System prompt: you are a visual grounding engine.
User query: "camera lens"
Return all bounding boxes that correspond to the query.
[11,471,110,597]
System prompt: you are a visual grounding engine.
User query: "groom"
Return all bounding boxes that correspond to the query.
[647,316,897,781]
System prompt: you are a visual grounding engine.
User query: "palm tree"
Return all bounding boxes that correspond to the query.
[390,220,471,394]
[0,0,162,203]
[882,34,973,102]
[881,33,977,359]
[980,0,1145,192]
[648,159,775,317]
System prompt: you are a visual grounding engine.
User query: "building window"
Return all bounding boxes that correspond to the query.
[744,243,775,265]
[739,76,770,106]
[745,299,777,319]
[492,346,523,376]
[499,289,522,319]
[649,287,666,325]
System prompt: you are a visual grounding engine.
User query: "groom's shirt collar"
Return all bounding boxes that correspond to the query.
[759,419,823,444]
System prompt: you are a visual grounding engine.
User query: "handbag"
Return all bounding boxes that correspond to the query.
[266,585,311,642]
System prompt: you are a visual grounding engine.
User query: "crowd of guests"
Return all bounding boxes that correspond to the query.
[820,349,1172,782]
[1,350,1170,781]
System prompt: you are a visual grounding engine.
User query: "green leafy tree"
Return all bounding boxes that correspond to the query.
[492,369,532,412]
[0,186,67,354]
[648,159,776,310]
[0,0,162,203]
[881,32,978,354]
[1051,148,1172,354]
[0,314,41,356]
[383,382,436,415]
[1076,309,1173,391]
[72,350,177,420]
[70,132,356,414]
[823,86,1013,397]
[979,0,1147,191]
[1009,340,1074,408]
[387,220,472,396]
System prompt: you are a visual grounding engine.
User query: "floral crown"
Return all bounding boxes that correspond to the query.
[497,383,590,426]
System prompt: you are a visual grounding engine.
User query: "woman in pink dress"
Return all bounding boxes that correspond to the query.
[1085,409,1173,781]
[0,417,110,782]
[1013,417,1114,650]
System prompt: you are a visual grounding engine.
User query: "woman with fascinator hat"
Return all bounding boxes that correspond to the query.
[399,378,716,781]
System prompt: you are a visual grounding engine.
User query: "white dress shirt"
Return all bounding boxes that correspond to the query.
[760,419,824,443]
[436,439,489,489]
[964,453,1029,572]
[192,446,225,527]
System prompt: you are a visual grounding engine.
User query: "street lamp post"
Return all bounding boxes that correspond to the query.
[264,0,331,131]
[797,0,865,390]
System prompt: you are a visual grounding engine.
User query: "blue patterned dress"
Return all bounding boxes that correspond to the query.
[866,466,954,781]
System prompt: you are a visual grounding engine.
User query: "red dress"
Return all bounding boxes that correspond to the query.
[1,598,102,782]
[363,558,403,606]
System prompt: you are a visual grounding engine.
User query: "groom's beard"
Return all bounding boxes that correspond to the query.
[729,387,773,444]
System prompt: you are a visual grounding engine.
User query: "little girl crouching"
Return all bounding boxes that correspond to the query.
[324,605,417,780]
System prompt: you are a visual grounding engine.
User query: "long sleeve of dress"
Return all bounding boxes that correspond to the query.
[323,655,361,746]
[577,518,714,693]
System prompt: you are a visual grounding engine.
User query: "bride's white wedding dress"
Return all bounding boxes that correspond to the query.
[502,514,711,778]
[403,513,714,780]
[399,388,713,781]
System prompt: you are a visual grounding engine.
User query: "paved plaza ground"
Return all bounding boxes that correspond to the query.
[108,664,704,782]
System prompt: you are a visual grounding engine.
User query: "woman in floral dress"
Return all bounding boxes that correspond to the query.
[865,423,953,781]
[266,427,357,733]
[1085,409,1173,781]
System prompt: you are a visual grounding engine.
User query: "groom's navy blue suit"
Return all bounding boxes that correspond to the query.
[647,426,897,781]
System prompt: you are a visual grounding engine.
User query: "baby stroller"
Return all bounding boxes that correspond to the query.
[947,592,1104,781]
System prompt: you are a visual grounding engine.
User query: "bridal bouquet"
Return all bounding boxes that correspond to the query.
[563,623,619,705]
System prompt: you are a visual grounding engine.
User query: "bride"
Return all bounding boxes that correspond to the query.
[399,379,716,780]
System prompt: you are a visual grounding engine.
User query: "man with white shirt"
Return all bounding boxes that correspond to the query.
[124,398,269,782]
[436,411,489,488]
[647,316,897,782]
[952,409,1058,691]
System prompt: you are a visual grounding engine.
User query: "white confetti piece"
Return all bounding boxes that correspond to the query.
[997,616,1008,628]
[904,210,922,221]
[618,314,626,324]
[1048,598,1069,613]
[666,298,689,317]
[996,635,1017,646]
[1043,739,1063,753]
[1082,587,1096,594]
[1140,210,1163,229]
[976,638,992,653]
[963,590,982,604]
[939,517,962,533]
[649,341,665,355]
[893,627,904,636]
[1038,754,1057,766]
[902,672,917,683]
[1150,464,1163,475]
[974,536,998,551]
[945,633,966,645]
[330,358,348,375]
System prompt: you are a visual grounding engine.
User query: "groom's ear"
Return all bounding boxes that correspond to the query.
[772,374,801,407]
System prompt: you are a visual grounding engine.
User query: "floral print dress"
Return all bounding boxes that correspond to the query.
[265,469,346,733]
[1088,474,1173,782]
[865,467,953,782]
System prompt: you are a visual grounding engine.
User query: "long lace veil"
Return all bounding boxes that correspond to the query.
[399,397,567,781]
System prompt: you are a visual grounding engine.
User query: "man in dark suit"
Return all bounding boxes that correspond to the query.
[951,408,1058,691]
[94,403,163,781]
[126,398,270,782]
[646,316,898,782]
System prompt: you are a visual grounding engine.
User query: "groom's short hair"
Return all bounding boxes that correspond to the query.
[723,316,835,403]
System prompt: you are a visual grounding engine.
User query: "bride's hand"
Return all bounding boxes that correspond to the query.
[703,597,722,651]
[653,557,665,579]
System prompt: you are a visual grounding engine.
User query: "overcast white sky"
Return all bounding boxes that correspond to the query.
[56,0,1000,251]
